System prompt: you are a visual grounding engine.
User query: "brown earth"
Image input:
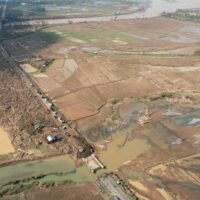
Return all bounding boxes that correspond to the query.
[25,183,103,200]
[2,16,200,199]
[0,48,69,165]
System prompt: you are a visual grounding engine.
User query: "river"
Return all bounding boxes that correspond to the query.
[5,0,200,27]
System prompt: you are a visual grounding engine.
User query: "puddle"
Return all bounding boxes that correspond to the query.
[163,109,182,116]
[0,128,15,155]
[188,118,200,126]
[174,109,200,127]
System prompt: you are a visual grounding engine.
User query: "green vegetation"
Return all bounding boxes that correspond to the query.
[4,0,144,22]
[35,31,62,42]
[30,6,46,16]
[6,9,24,21]
[0,156,95,185]
[48,26,135,46]
[150,91,173,101]
[160,91,173,98]
[111,98,120,105]
[194,49,200,56]
[163,9,200,23]
[0,156,96,197]
[0,158,74,184]
[185,95,195,102]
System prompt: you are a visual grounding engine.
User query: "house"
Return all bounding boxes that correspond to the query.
[34,123,42,131]
[52,110,58,118]
[46,135,63,144]
[58,115,66,124]
[47,135,55,143]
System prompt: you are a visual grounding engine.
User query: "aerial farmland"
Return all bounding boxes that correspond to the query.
[0,0,200,200]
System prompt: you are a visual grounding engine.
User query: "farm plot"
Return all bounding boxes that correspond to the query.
[25,183,103,200]
[2,15,200,199]
[2,41,34,62]
[16,17,200,127]
[117,103,200,199]
[2,31,62,63]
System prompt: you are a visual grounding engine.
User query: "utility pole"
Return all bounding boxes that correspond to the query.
[1,0,9,31]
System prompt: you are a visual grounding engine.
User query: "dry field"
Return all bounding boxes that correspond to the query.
[118,105,200,199]
[25,183,103,200]
[2,16,200,199]
[0,183,103,200]
[127,153,200,200]
[16,17,200,126]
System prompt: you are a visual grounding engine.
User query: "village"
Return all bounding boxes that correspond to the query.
[0,0,200,200]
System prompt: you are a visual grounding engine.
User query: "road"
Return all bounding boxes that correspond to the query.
[1,0,8,20]
[99,176,133,200]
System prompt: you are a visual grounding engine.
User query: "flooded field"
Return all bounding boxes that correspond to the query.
[0,128,14,155]
[99,131,150,172]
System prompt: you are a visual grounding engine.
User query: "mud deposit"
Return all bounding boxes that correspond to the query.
[99,132,150,171]
[0,128,14,155]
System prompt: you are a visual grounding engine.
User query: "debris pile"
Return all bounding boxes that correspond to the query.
[137,108,151,126]
[167,95,193,104]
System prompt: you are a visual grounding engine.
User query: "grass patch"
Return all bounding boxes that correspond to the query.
[34,31,62,42]
[160,91,173,98]
[150,91,173,101]
[163,9,200,23]
[194,49,200,56]
[0,157,75,185]
[0,156,96,196]
[50,26,136,45]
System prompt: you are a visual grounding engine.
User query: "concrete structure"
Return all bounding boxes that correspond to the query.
[82,154,104,173]
[47,135,55,143]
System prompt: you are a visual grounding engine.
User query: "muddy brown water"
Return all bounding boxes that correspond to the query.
[0,128,15,155]
[98,130,150,172]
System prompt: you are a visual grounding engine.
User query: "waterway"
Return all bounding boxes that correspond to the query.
[5,0,200,26]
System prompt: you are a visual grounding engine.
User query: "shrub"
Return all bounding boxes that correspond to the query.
[160,92,173,98]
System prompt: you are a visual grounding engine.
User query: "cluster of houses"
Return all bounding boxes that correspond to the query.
[36,88,104,173]
[37,89,68,129]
